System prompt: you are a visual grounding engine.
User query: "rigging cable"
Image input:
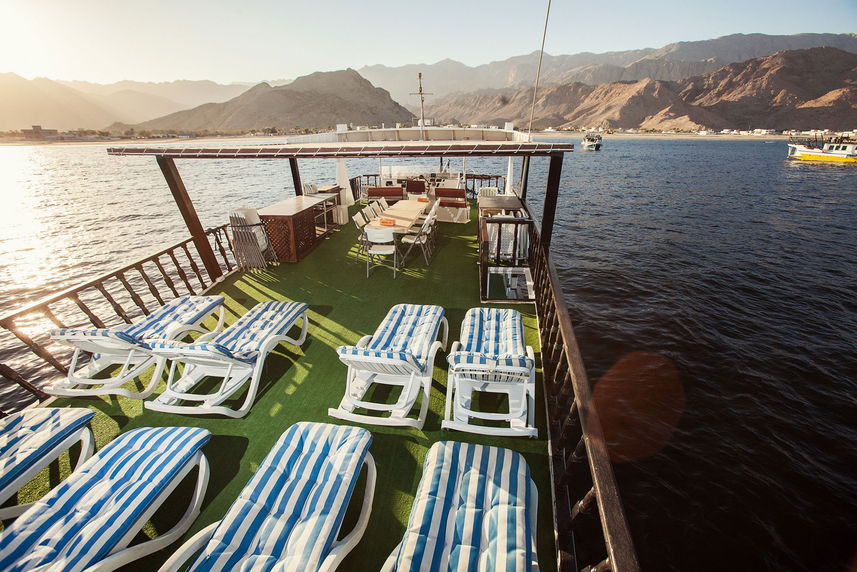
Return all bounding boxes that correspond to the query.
[527,0,551,138]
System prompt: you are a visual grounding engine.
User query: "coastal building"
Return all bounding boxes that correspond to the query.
[21,125,59,140]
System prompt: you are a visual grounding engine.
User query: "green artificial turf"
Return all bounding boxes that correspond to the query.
[17,205,556,571]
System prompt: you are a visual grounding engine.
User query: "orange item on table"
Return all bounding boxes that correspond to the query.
[417,196,429,203]
[380,219,396,226]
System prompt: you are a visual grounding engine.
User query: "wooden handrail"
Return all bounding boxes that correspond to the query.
[529,221,640,572]
[0,225,234,400]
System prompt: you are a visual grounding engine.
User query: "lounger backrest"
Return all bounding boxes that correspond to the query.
[447,307,533,371]
[336,304,444,375]
[187,422,371,571]
[389,441,538,571]
[51,295,225,346]
[0,408,95,496]
[367,304,444,364]
[149,301,308,363]
[0,426,211,571]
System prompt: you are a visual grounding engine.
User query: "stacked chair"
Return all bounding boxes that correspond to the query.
[229,208,276,271]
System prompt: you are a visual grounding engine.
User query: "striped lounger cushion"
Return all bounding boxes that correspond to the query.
[389,441,538,571]
[336,304,445,371]
[0,426,211,571]
[148,301,308,363]
[0,408,95,495]
[186,422,371,571]
[51,295,225,345]
[447,308,534,371]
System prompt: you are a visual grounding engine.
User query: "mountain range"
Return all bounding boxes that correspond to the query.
[113,69,414,133]
[424,47,857,131]
[0,76,248,131]
[360,33,857,105]
[1,33,856,133]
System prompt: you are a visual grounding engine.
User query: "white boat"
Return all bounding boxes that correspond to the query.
[787,136,857,163]
[581,132,602,151]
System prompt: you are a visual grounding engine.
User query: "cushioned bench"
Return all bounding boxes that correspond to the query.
[434,187,470,223]
[382,441,539,571]
[368,187,406,204]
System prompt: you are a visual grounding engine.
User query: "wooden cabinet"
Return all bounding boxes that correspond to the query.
[258,193,339,263]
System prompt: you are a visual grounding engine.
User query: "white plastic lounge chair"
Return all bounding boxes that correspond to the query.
[48,295,226,399]
[329,304,448,429]
[381,441,539,571]
[443,307,538,437]
[145,300,309,418]
[0,407,95,520]
[0,425,211,572]
[160,422,375,572]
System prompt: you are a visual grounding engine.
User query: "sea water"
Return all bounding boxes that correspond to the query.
[0,137,855,570]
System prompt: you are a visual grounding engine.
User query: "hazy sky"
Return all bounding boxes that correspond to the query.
[1,0,855,84]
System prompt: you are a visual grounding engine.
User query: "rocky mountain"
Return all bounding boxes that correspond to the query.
[119,69,414,133]
[424,47,857,131]
[0,76,250,130]
[360,33,857,104]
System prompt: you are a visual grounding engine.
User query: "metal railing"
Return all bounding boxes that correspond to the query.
[530,224,640,572]
[0,225,235,401]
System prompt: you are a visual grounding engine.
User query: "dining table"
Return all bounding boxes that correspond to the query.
[366,198,428,233]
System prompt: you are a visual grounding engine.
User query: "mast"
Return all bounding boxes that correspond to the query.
[410,73,432,141]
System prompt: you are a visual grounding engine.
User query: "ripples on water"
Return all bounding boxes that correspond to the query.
[1,138,855,570]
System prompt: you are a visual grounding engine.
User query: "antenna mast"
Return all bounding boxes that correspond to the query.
[410,73,433,141]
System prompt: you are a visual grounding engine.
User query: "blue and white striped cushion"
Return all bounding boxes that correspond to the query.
[187,422,371,571]
[390,441,537,571]
[0,426,211,572]
[51,295,225,346]
[336,304,444,371]
[447,308,534,371]
[0,408,95,495]
[146,301,308,363]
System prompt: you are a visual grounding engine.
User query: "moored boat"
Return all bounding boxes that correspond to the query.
[787,136,857,163]
[581,132,603,151]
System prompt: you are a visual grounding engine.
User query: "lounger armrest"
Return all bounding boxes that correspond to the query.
[318,452,377,572]
[156,521,219,572]
[355,335,373,348]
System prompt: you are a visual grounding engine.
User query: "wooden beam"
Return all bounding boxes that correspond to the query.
[290,158,303,196]
[541,152,563,248]
[520,155,531,200]
[156,156,223,282]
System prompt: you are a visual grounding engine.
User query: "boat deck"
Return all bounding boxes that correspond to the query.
[29,205,556,570]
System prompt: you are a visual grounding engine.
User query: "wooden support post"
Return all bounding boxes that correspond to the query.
[541,152,563,249]
[156,156,223,282]
[0,363,50,401]
[290,158,303,196]
[520,155,530,200]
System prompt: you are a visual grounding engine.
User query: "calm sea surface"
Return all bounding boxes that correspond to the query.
[1,136,855,570]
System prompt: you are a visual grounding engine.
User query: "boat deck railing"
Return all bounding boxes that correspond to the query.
[0,225,234,400]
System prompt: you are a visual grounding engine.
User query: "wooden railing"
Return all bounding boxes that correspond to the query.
[530,224,640,572]
[0,225,235,402]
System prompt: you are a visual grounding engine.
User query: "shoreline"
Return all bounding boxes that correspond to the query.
[0,131,791,147]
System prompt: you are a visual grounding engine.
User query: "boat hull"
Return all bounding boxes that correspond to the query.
[787,144,857,163]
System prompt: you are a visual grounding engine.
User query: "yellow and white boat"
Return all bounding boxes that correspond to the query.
[787,137,857,163]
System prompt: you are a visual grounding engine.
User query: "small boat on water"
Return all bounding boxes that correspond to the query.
[787,136,857,163]
[581,132,603,151]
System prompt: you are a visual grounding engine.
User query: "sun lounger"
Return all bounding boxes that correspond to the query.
[329,304,448,429]
[381,441,539,571]
[145,300,309,418]
[0,425,211,572]
[443,308,537,437]
[0,407,95,520]
[49,295,226,399]
[160,421,375,572]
